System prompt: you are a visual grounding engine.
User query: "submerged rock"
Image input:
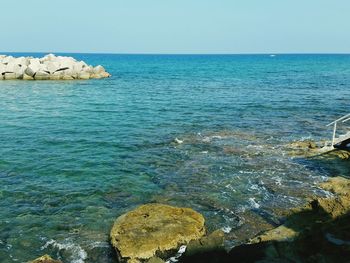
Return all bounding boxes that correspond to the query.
[0,54,111,80]
[28,255,62,263]
[110,203,205,263]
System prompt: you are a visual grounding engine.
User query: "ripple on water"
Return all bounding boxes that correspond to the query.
[1,54,350,262]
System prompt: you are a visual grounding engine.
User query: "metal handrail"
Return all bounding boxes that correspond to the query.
[342,117,350,123]
[326,113,350,147]
[326,113,350,126]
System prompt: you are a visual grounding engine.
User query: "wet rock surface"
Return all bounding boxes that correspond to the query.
[0,54,111,80]
[167,176,350,262]
[110,203,205,263]
[287,139,350,159]
[28,254,62,263]
[227,176,350,263]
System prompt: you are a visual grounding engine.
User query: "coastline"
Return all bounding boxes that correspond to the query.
[1,54,350,263]
[29,172,350,263]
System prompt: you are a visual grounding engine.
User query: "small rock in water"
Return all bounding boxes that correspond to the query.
[0,54,111,80]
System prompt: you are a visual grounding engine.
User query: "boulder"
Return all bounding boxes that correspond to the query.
[38,63,50,74]
[93,65,105,74]
[57,56,76,69]
[4,72,17,80]
[2,55,14,64]
[44,61,60,73]
[49,71,61,79]
[0,54,110,80]
[91,69,111,79]
[25,63,41,77]
[29,58,41,67]
[10,64,26,79]
[34,71,50,80]
[41,53,56,62]
[110,203,206,263]
[227,176,350,263]
[0,64,6,74]
[0,55,7,63]
[90,73,103,79]
[100,71,111,78]
[5,61,16,72]
[73,61,86,73]
[23,73,34,80]
[83,65,93,74]
[78,72,90,80]
[61,75,74,80]
[14,56,29,66]
[28,254,62,263]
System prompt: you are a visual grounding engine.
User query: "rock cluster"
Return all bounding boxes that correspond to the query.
[226,176,350,263]
[0,54,110,80]
[110,203,206,263]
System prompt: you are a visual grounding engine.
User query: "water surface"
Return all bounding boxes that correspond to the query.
[1,54,350,262]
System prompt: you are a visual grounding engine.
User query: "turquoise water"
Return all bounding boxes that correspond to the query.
[1,54,350,262]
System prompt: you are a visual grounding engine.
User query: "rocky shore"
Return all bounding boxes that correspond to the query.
[0,54,110,80]
[110,163,350,262]
[225,176,350,263]
[29,175,350,263]
[28,140,350,263]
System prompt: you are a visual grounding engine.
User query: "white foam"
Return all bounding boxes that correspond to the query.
[88,241,110,249]
[248,198,260,209]
[273,176,282,186]
[249,184,260,191]
[42,239,87,263]
[221,226,232,233]
[165,245,187,263]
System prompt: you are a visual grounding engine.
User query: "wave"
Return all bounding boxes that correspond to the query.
[41,239,87,263]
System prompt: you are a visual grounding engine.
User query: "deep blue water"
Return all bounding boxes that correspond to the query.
[0,54,350,263]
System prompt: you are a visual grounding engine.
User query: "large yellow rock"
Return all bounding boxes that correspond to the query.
[110,203,206,263]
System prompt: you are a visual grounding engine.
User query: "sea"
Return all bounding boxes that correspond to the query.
[0,54,350,263]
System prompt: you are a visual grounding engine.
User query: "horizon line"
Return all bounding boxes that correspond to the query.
[1,51,350,56]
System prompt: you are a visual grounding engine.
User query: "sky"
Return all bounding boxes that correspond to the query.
[1,0,349,54]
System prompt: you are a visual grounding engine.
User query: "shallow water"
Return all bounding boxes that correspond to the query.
[0,54,350,262]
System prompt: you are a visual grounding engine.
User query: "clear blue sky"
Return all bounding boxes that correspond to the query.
[1,0,349,54]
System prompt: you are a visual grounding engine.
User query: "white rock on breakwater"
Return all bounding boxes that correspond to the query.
[0,54,111,80]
